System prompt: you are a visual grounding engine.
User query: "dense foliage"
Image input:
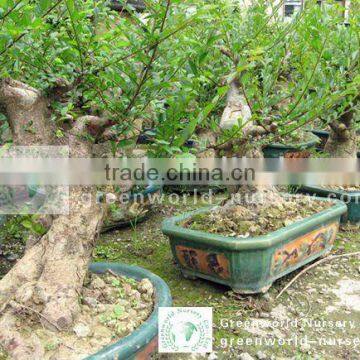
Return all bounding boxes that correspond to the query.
[0,0,359,155]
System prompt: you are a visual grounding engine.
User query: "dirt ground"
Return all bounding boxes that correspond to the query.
[1,192,359,360]
[96,193,360,360]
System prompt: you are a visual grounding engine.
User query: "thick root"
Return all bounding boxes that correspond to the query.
[324,133,357,158]
[0,241,44,308]
[35,189,104,330]
[0,79,111,359]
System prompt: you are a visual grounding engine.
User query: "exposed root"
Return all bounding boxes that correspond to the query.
[0,311,44,360]
[0,191,104,357]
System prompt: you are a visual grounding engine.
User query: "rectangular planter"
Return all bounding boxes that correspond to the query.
[297,185,360,224]
[162,198,347,293]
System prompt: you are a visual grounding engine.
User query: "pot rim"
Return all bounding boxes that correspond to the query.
[162,197,347,251]
[309,129,330,137]
[263,137,319,150]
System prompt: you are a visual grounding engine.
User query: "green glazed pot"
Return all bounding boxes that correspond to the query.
[263,135,319,158]
[296,185,360,224]
[162,198,346,293]
[86,262,172,360]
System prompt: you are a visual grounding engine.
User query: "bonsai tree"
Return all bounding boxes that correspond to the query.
[0,0,358,357]
[205,0,359,161]
[0,1,204,357]
[173,0,359,200]
[291,0,359,158]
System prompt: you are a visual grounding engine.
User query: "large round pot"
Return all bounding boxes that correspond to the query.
[86,262,172,360]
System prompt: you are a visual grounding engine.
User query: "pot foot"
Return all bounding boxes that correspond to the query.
[319,247,333,259]
[231,283,272,294]
[181,271,197,280]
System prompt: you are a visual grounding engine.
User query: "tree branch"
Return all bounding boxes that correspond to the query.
[123,0,171,114]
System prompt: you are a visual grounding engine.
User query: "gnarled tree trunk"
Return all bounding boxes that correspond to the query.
[0,79,109,359]
[218,78,283,205]
[324,105,358,158]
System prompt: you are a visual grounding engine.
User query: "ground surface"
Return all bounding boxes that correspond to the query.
[1,192,359,360]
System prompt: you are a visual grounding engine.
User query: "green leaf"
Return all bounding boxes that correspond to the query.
[116,39,131,47]
[21,219,33,230]
[32,222,46,235]
[188,60,198,75]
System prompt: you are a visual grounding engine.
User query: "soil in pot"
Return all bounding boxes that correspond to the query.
[0,272,154,360]
[182,194,334,237]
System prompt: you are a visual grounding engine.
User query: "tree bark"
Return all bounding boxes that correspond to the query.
[0,79,107,359]
[324,100,358,158]
[0,78,53,146]
[324,128,357,157]
[218,78,283,204]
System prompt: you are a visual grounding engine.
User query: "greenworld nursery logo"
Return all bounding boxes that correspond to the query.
[158,307,213,353]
